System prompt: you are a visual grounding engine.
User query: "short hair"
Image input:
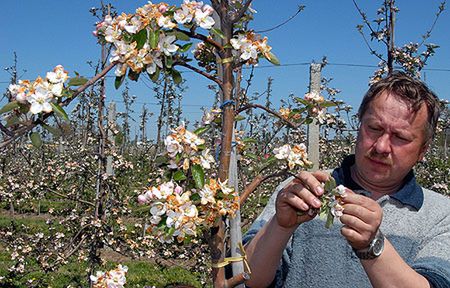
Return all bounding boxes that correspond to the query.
[358,71,441,141]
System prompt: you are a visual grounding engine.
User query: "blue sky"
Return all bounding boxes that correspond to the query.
[1,1,449,137]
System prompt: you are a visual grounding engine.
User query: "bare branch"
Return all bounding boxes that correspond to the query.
[256,5,305,33]
[240,171,288,205]
[417,1,446,48]
[352,0,389,46]
[46,188,95,207]
[174,62,222,86]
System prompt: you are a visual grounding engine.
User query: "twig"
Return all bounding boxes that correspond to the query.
[175,62,222,86]
[256,5,305,33]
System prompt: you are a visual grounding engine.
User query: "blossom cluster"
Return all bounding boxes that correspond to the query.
[94,1,215,78]
[230,31,274,65]
[90,264,128,288]
[138,124,239,243]
[201,107,222,125]
[304,91,327,123]
[8,65,69,115]
[273,143,312,170]
[319,182,347,228]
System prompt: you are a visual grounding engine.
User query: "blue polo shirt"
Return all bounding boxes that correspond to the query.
[244,155,450,287]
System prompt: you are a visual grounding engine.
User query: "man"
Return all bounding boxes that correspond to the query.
[244,72,450,288]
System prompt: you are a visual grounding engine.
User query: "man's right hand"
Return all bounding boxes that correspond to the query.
[275,171,330,229]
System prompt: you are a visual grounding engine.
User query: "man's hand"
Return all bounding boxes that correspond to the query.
[275,171,330,229]
[340,190,383,250]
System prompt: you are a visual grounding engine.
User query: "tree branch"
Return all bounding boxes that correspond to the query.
[231,0,253,23]
[236,103,308,129]
[240,171,288,205]
[0,62,117,151]
[174,62,222,86]
[46,188,95,207]
[174,28,223,52]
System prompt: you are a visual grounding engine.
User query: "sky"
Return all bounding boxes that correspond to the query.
[1,0,449,139]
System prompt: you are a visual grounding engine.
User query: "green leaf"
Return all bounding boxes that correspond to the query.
[154,155,168,166]
[191,164,205,189]
[133,29,148,49]
[179,42,193,53]
[50,103,69,121]
[321,101,337,108]
[325,212,334,229]
[68,76,88,87]
[115,75,125,89]
[210,28,225,39]
[245,153,259,160]
[128,70,140,82]
[115,131,124,146]
[191,193,201,202]
[175,30,190,41]
[223,43,233,49]
[171,69,182,85]
[165,56,173,69]
[149,67,160,82]
[294,97,310,106]
[6,115,20,127]
[173,170,187,181]
[194,126,209,135]
[304,118,313,125]
[149,30,160,49]
[42,124,62,137]
[0,101,19,114]
[266,52,280,65]
[324,177,337,193]
[30,132,42,148]
[242,137,257,144]
[234,115,246,121]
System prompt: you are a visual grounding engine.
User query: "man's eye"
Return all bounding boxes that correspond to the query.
[368,126,381,131]
[395,135,410,142]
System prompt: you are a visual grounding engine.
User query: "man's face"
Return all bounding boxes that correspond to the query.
[354,91,429,188]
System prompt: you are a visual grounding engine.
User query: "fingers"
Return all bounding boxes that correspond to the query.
[339,194,383,250]
[288,182,322,210]
[275,171,330,229]
[294,171,329,197]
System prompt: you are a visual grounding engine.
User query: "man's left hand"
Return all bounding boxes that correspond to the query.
[339,189,383,250]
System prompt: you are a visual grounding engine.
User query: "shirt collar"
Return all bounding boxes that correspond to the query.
[331,155,424,211]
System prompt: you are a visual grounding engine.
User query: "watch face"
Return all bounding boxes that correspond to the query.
[372,238,384,256]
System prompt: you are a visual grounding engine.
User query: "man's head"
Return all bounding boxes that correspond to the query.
[353,72,441,192]
[358,71,440,142]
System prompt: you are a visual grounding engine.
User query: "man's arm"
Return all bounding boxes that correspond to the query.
[245,216,297,287]
[360,239,430,288]
[341,192,431,288]
[245,171,328,287]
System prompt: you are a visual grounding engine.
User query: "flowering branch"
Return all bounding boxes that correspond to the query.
[0,62,117,151]
[174,27,223,52]
[236,103,307,129]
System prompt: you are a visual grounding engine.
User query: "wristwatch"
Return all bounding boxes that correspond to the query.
[353,229,385,260]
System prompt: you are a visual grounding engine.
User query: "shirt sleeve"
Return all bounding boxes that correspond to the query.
[412,209,450,288]
[242,177,294,287]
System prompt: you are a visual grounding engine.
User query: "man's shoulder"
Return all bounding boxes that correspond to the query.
[422,187,450,212]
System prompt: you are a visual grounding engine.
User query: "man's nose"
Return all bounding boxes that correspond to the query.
[374,133,391,154]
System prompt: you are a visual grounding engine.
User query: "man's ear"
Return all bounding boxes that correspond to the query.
[418,142,430,162]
